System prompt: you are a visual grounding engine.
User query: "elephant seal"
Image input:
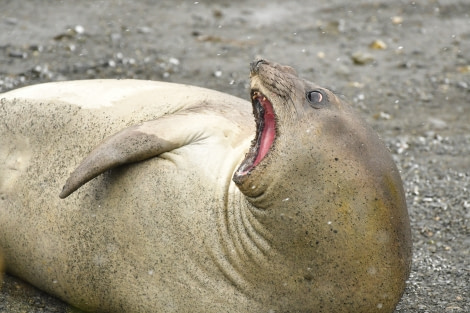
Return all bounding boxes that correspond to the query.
[0,60,411,313]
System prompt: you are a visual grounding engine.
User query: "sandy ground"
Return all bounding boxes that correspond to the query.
[0,0,469,312]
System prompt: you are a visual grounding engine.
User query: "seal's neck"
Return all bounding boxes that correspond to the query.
[210,183,324,306]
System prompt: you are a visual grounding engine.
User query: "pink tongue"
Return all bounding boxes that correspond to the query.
[253,98,276,167]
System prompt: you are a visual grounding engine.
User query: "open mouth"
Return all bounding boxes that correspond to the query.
[235,90,276,177]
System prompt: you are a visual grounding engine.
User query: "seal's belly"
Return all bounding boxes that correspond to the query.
[0,140,249,312]
[0,84,256,312]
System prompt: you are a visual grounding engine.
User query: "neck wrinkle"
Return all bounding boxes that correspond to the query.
[210,182,277,296]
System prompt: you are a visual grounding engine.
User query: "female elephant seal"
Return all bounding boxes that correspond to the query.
[0,60,411,313]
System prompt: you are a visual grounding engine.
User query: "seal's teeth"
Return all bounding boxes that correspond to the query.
[251,91,268,102]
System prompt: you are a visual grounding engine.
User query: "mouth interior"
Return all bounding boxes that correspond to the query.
[236,90,276,176]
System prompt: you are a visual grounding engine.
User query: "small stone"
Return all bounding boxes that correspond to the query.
[428,117,448,130]
[369,39,387,50]
[213,9,223,18]
[111,33,122,42]
[457,65,470,73]
[418,90,433,102]
[8,50,27,59]
[373,111,391,120]
[168,57,180,65]
[74,25,85,34]
[456,81,468,90]
[391,16,403,24]
[29,44,44,52]
[351,52,375,65]
[445,306,462,311]
[137,26,152,34]
[349,81,365,88]
[6,17,18,25]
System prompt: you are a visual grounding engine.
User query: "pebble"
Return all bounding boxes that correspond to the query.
[428,118,448,130]
[74,25,85,34]
[137,26,152,34]
[456,81,468,90]
[369,39,387,50]
[391,16,404,24]
[373,111,391,120]
[457,65,470,73]
[351,52,375,65]
[8,50,28,59]
[5,17,18,25]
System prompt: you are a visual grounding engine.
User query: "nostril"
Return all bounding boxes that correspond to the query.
[250,59,267,73]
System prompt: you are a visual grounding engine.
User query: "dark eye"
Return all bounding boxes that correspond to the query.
[306,90,325,109]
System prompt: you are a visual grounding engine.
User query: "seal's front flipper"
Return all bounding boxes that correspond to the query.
[60,113,212,199]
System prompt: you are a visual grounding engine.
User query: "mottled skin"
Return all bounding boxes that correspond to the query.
[0,60,411,313]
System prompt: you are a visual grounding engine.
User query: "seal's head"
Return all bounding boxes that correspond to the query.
[233,59,411,312]
[234,59,370,205]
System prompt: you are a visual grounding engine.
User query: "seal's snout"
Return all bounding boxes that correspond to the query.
[250,59,268,74]
[250,59,298,77]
